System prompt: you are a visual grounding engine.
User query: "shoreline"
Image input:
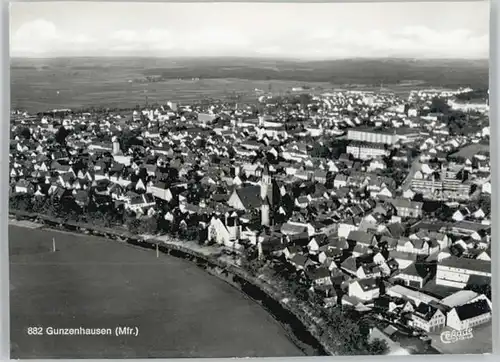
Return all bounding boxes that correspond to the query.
[8,215,333,356]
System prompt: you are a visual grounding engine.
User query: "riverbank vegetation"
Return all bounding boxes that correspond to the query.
[9,193,202,242]
[239,248,388,355]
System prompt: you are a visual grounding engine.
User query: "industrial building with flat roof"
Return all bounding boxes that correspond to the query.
[347,127,420,145]
[346,141,389,160]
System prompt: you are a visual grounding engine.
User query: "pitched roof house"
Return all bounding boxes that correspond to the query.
[446,299,492,331]
[348,278,380,301]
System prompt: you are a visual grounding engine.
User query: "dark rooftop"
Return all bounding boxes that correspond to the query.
[455,299,491,321]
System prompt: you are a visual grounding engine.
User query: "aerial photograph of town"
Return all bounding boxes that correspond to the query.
[8,1,492,359]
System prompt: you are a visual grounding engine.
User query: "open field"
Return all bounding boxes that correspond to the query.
[9,225,304,358]
[11,57,488,113]
[11,75,328,113]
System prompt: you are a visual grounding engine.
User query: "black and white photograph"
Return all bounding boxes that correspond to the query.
[8,0,492,358]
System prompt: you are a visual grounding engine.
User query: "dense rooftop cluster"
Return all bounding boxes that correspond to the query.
[9,87,491,353]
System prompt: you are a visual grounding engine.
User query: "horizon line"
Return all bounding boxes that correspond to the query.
[10,55,490,62]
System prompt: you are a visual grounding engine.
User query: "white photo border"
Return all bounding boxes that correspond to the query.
[1,0,498,360]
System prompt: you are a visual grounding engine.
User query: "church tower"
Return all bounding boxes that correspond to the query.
[225,212,241,242]
[261,196,270,227]
[260,164,273,207]
[112,136,121,156]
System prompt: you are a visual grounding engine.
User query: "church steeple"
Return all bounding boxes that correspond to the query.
[260,163,273,206]
[112,136,122,156]
[261,196,270,227]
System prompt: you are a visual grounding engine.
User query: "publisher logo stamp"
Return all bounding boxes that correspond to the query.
[440,328,474,344]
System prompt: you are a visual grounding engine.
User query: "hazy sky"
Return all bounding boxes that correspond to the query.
[10,1,489,59]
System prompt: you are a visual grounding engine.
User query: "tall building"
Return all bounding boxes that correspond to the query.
[260,164,276,226]
[348,128,398,145]
[112,136,121,155]
[410,163,471,201]
[441,164,471,200]
[226,212,241,242]
[346,141,389,160]
[261,197,270,227]
[227,164,279,221]
[260,164,273,206]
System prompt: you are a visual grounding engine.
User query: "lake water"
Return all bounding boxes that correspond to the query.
[9,225,304,358]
